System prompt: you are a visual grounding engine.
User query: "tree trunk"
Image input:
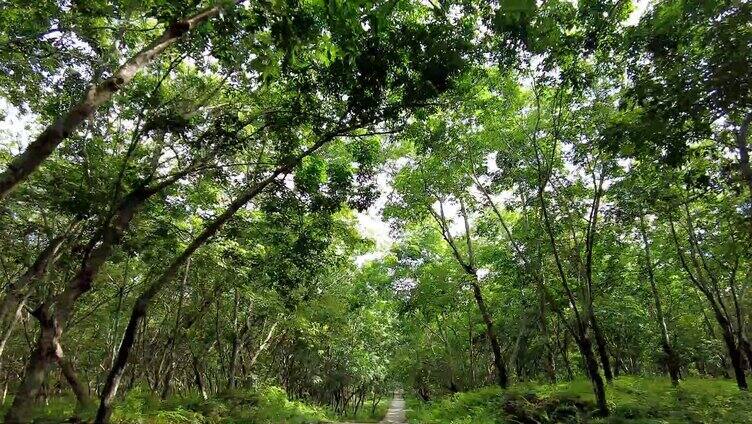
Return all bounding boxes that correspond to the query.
[0,4,228,199]
[227,288,240,390]
[0,296,26,367]
[4,306,59,423]
[58,358,91,409]
[469,279,508,389]
[720,322,748,390]
[511,311,529,381]
[639,215,680,385]
[0,222,77,390]
[160,259,189,399]
[588,308,613,383]
[578,334,608,416]
[539,292,556,383]
[6,171,194,418]
[191,350,208,400]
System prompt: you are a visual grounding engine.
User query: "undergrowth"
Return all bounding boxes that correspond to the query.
[406,376,752,423]
[0,385,384,423]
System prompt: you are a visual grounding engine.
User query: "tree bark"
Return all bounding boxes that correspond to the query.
[578,334,608,415]
[0,4,229,199]
[469,279,508,388]
[191,350,208,400]
[0,295,26,367]
[639,215,680,386]
[227,288,241,390]
[0,223,75,326]
[589,310,613,383]
[58,357,91,409]
[4,305,79,423]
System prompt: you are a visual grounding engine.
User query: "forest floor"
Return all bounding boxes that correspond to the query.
[405,376,752,423]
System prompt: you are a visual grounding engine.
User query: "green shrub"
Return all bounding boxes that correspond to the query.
[407,377,752,424]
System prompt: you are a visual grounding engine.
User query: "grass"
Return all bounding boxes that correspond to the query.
[0,386,387,424]
[406,376,752,423]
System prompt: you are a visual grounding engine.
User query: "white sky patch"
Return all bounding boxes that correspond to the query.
[625,0,651,27]
[0,99,38,154]
[355,169,393,266]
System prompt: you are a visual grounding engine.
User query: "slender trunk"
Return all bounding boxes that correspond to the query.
[161,259,189,399]
[0,4,228,199]
[554,320,574,380]
[58,358,91,409]
[511,312,529,381]
[4,306,59,423]
[589,310,613,383]
[469,279,508,388]
[539,291,556,382]
[717,315,748,390]
[248,321,279,369]
[191,351,208,400]
[578,334,608,416]
[0,296,26,366]
[461,198,508,388]
[639,215,680,385]
[738,336,752,375]
[227,288,240,390]
[0,224,74,326]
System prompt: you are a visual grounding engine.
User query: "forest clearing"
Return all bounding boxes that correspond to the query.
[1,0,751,423]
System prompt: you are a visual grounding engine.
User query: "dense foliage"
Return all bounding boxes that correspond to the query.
[0,0,750,423]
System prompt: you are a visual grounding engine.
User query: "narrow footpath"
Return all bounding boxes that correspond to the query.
[343,391,406,424]
[380,392,406,423]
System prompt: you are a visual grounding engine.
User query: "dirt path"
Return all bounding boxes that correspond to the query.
[379,392,406,423]
[343,391,407,424]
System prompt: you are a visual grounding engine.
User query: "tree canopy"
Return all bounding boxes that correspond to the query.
[1,1,751,423]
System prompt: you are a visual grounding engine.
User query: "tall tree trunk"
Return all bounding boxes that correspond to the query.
[0,4,230,199]
[539,291,556,382]
[588,310,613,383]
[4,305,89,423]
[469,279,508,389]
[4,308,55,423]
[248,321,280,369]
[227,288,240,390]
[717,315,748,390]
[58,358,91,410]
[577,333,608,415]
[0,296,26,367]
[511,311,529,381]
[460,198,508,388]
[191,350,208,400]
[0,223,75,326]
[639,215,680,386]
[161,259,189,399]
